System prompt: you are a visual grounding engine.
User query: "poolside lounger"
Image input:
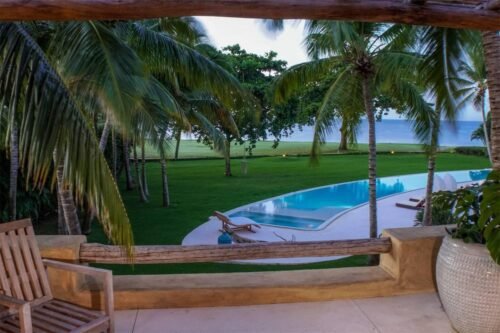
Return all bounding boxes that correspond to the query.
[212,211,262,233]
[396,199,426,210]
[396,175,447,210]
[443,173,458,191]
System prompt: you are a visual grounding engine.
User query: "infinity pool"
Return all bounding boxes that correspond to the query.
[229,169,490,230]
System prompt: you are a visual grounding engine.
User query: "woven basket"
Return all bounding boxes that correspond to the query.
[436,235,500,333]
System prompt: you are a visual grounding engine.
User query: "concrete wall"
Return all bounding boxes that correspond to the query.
[37,226,448,310]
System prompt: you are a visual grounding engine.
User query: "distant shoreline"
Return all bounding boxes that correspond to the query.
[144,140,486,161]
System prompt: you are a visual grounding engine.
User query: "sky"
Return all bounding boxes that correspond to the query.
[197,17,481,122]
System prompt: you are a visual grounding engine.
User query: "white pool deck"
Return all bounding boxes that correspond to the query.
[115,292,455,333]
[183,184,456,264]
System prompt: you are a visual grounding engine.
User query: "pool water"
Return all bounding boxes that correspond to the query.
[228,169,490,230]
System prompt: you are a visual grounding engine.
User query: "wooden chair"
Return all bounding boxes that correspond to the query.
[0,219,114,333]
[212,211,261,233]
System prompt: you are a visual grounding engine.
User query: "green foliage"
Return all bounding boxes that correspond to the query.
[415,193,454,226]
[479,170,500,264]
[432,171,500,263]
[73,153,489,275]
[454,146,487,157]
[0,23,133,249]
[192,44,296,154]
[0,150,55,223]
[471,112,491,144]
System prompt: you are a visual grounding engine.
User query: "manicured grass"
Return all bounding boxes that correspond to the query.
[83,152,490,275]
[146,140,436,159]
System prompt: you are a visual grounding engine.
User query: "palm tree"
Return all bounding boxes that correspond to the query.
[274,22,432,259]
[455,38,491,164]
[416,27,478,226]
[482,31,500,170]
[9,123,18,220]
[55,18,243,206]
[0,23,133,249]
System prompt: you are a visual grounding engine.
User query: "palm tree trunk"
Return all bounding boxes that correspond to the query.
[99,116,111,152]
[362,76,377,238]
[9,123,18,220]
[133,142,148,202]
[112,128,118,179]
[56,162,82,235]
[174,129,181,160]
[361,75,378,266]
[481,93,493,164]
[56,189,67,234]
[483,31,500,170]
[423,110,441,226]
[123,138,135,190]
[338,117,348,151]
[141,140,149,197]
[224,140,232,177]
[161,156,170,208]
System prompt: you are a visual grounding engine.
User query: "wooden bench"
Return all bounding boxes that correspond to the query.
[0,219,114,333]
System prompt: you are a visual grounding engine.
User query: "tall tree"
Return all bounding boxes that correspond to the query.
[192,44,290,175]
[0,23,133,249]
[9,124,18,220]
[417,27,477,226]
[273,22,432,264]
[482,31,500,169]
[456,41,491,163]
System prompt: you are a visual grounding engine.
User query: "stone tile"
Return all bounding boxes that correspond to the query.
[115,310,138,333]
[354,293,455,333]
[132,300,378,333]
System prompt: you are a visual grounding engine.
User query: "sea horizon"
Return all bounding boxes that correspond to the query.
[272,119,484,147]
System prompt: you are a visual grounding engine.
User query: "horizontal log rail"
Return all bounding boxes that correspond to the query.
[79,237,392,264]
[0,0,499,30]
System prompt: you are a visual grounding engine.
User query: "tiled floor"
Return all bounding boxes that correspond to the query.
[115,293,455,333]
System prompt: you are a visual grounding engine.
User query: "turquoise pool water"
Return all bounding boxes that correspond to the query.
[229,169,490,230]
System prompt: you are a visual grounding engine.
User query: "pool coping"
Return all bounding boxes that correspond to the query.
[224,168,490,232]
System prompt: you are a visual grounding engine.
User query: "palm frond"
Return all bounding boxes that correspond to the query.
[272,57,339,104]
[53,21,147,133]
[125,22,246,110]
[311,66,354,163]
[0,23,133,251]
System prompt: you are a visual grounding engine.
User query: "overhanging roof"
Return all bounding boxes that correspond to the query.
[0,0,499,30]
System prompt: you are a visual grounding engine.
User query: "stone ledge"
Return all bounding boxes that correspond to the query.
[38,226,449,310]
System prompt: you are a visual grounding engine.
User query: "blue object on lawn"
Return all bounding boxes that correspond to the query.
[218,231,232,244]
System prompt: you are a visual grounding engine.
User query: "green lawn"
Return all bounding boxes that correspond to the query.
[83,152,490,275]
[147,140,438,159]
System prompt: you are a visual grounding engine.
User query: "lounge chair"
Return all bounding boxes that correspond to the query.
[212,211,261,233]
[396,175,447,210]
[443,173,458,191]
[0,219,114,333]
[396,198,426,210]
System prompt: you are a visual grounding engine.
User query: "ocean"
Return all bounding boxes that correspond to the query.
[274,119,484,147]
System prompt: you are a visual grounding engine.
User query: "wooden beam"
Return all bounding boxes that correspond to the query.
[0,0,499,30]
[486,0,500,10]
[404,0,426,4]
[79,238,392,264]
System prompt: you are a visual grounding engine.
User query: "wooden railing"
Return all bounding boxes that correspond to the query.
[79,238,392,264]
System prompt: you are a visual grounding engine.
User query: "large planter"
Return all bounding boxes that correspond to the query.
[436,235,500,333]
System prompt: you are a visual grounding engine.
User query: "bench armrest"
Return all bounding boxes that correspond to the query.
[0,294,32,333]
[42,259,114,323]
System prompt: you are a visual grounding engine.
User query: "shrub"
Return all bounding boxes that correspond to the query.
[415,193,454,226]
[454,146,487,157]
[0,150,56,222]
[430,172,500,263]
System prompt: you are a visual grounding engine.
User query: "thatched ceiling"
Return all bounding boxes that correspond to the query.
[0,0,499,30]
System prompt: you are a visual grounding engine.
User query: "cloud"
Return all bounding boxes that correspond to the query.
[196,17,308,67]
